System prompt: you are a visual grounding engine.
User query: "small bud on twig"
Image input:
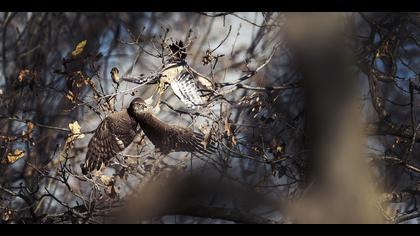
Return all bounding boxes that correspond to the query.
[111,67,120,84]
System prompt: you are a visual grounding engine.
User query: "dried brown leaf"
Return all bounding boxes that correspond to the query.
[18,69,31,82]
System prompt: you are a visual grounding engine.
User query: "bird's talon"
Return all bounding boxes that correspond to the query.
[158,82,165,95]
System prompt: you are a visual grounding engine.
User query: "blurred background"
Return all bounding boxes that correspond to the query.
[0,12,419,224]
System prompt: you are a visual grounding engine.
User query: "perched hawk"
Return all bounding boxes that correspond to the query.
[81,97,213,175]
[120,41,214,109]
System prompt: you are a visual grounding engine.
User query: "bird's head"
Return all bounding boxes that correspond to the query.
[128,97,150,117]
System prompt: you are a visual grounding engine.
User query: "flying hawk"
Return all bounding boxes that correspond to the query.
[81,97,214,175]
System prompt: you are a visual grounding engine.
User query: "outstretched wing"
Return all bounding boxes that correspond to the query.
[170,71,206,109]
[121,74,159,86]
[82,112,137,174]
[140,114,215,155]
[164,126,214,155]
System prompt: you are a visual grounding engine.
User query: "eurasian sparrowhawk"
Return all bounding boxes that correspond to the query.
[81,97,213,174]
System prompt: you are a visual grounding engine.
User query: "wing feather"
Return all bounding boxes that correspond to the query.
[139,114,215,155]
[82,111,137,174]
[170,71,205,109]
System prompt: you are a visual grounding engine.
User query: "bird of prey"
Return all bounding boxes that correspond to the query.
[120,41,214,110]
[81,97,214,175]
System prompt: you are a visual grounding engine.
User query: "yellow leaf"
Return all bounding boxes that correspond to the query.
[69,121,81,134]
[65,90,76,103]
[68,121,85,140]
[224,118,231,136]
[110,67,120,84]
[2,209,12,221]
[231,135,237,145]
[6,149,25,164]
[22,121,34,138]
[71,40,87,57]
[27,122,34,131]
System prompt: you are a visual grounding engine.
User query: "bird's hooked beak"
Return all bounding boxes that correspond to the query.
[145,96,163,114]
[144,97,154,108]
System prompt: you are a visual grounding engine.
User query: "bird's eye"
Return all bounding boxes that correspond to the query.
[135,104,145,110]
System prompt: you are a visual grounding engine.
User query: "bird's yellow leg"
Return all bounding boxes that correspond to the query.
[158,80,165,95]
[148,81,164,114]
